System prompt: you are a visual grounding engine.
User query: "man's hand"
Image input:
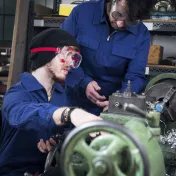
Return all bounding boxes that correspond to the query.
[37,138,56,153]
[70,109,102,127]
[69,109,104,137]
[86,81,106,105]
[43,109,103,154]
[96,100,109,110]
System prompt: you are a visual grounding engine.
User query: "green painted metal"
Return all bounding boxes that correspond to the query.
[61,112,165,176]
[61,124,144,176]
[60,74,176,176]
[145,73,176,91]
[124,119,165,176]
[101,111,161,137]
[100,112,145,125]
[99,112,165,176]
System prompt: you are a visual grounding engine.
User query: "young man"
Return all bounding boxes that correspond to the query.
[0,28,102,176]
[61,0,157,115]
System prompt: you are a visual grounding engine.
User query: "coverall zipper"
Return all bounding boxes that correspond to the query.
[106,20,117,41]
[107,31,117,41]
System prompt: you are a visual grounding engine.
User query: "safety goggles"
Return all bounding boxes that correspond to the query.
[30,46,82,69]
[57,47,82,68]
[110,0,139,27]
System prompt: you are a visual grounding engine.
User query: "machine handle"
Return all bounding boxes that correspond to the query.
[123,103,147,118]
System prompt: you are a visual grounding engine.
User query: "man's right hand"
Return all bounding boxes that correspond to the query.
[70,108,102,127]
[86,81,106,105]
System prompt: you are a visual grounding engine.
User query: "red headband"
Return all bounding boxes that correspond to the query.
[30,47,80,54]
[30,47,60,53]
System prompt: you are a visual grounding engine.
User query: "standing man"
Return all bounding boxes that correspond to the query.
[62,0,156,115]
[0,28,102,176]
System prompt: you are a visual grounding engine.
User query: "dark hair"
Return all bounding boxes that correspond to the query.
[127,0,157,20]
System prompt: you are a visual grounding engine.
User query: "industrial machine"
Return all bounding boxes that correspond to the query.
[150,0,176,19]
[153,0,175,12]
[42,73,176,176]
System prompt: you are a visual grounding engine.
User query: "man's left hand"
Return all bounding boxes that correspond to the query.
[96,100,109,110]
[37,138,56,153]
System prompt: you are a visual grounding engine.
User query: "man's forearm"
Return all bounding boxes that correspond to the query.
[52,107,67,125]
[52,107,102,126]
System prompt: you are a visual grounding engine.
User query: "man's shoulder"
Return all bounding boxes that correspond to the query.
[6,82,24,94]
[4,82,28,101]
[138,21,150,35]
[79,0,100,7]
[74,0,101,12]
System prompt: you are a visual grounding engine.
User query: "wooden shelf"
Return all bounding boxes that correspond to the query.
[34,16,176,32]
[0,47,11,49]
[143,19,176,23]
[35,15,66,19]
[147,64,176,68]
[34,17,176,23]
[145,65,176,76]
[0,77,8,81]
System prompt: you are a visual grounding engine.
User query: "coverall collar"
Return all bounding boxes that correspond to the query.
[93,0,139,36]
[20,72,65,93]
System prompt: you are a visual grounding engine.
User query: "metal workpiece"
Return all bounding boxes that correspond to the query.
[108,81,146,116]
[145,73,176,122]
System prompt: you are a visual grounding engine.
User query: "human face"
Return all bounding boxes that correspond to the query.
[107,0,138,30]
[47,46,82,81]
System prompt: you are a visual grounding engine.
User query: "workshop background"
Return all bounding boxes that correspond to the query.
[0,1,176,175]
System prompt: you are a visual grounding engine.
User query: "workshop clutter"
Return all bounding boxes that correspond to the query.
[148,45,164,65]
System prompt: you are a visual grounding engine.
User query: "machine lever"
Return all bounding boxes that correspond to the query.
[124,103,147,118]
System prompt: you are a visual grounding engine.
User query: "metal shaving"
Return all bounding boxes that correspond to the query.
[160,129,176,149]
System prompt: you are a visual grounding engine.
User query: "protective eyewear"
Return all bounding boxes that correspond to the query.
[111,0,139,27]
[56,47,82,68]
[30,46,82,69]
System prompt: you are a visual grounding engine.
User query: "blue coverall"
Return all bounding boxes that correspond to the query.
[0,70,82,176]
[62,0,151,115]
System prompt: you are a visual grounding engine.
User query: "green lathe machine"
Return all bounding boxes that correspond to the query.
[44,73,176,176]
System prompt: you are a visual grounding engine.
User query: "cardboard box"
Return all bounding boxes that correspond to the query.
[148,45,164,65]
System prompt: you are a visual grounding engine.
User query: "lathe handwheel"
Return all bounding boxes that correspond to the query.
[60,121,150,176]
